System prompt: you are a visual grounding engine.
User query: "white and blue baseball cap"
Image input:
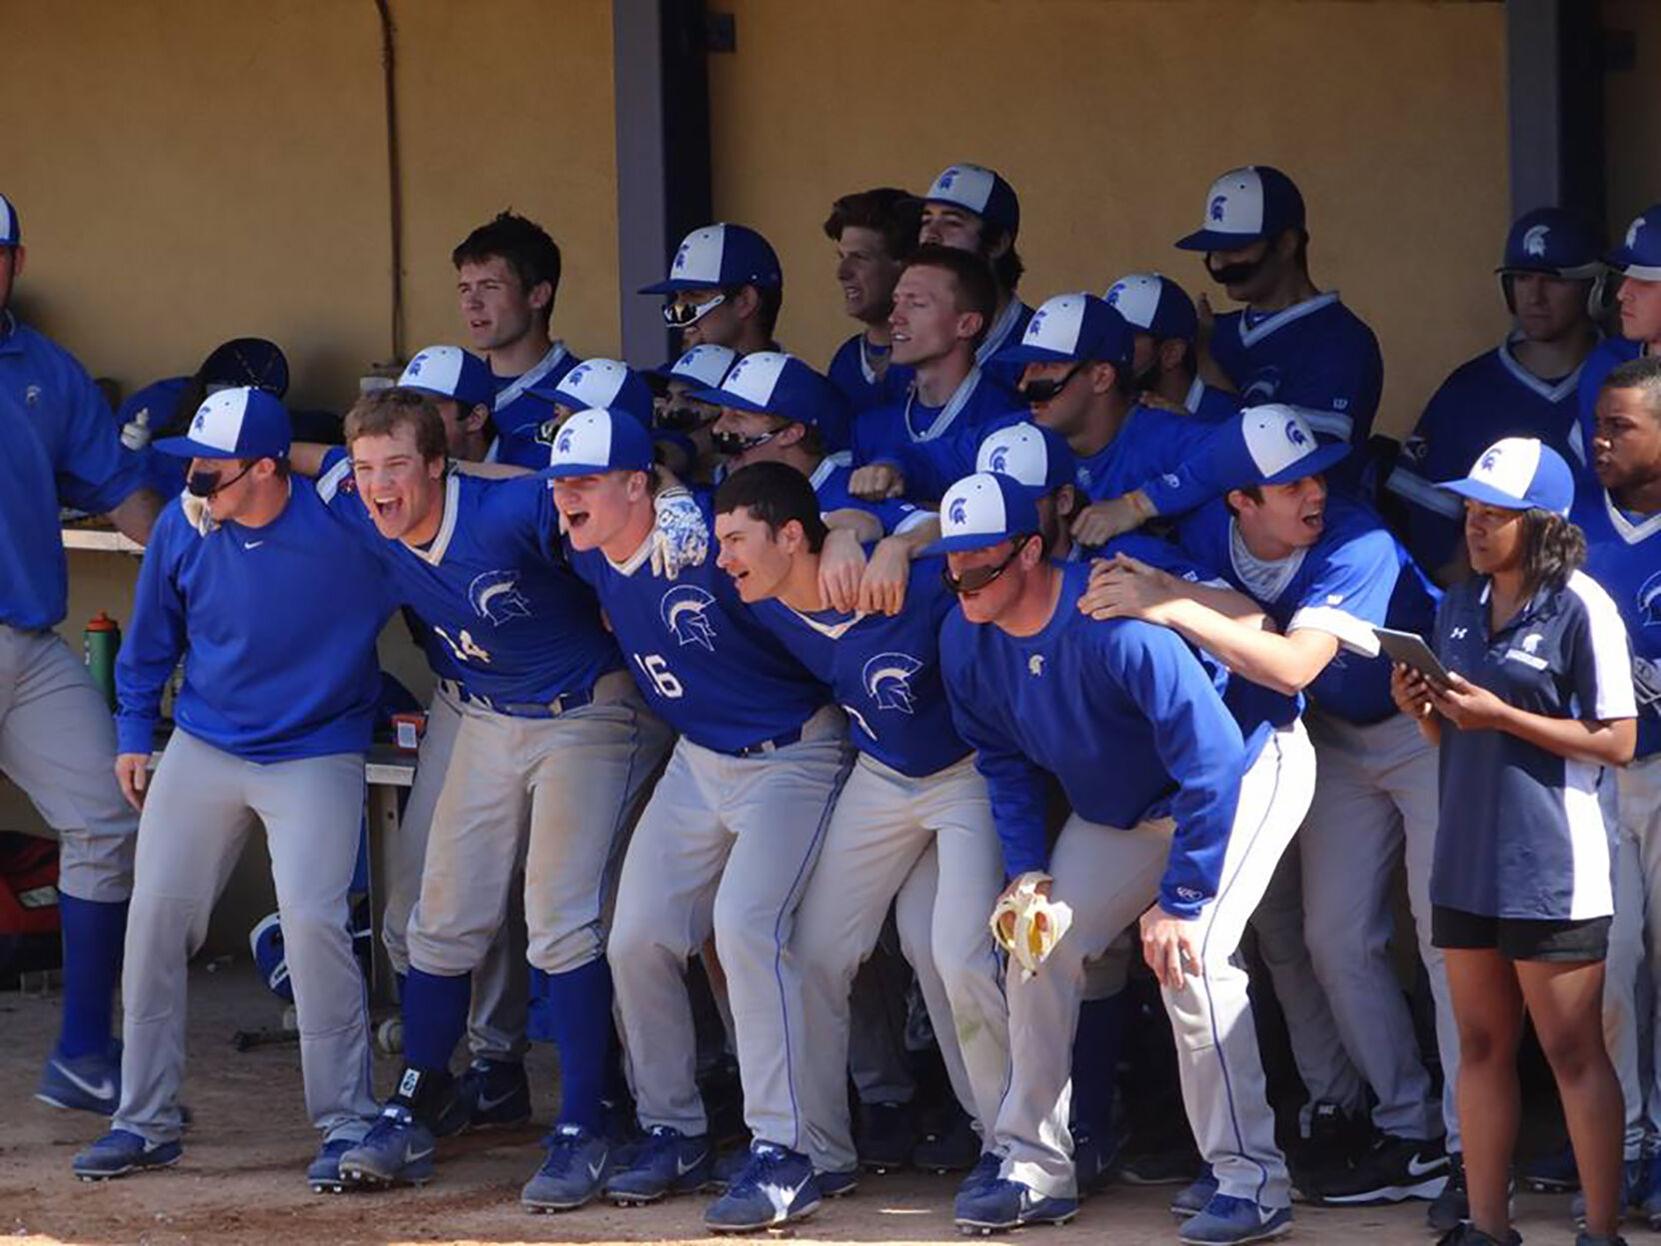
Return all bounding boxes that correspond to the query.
[0,193,18,248]
[1437,436,1574,517]
[154,386,291,460]
[1104,272,1199,341]
[640,224,783,295]
[1607,204,1661,281]
[653,343,738,389]
[533,358,655,424]
[398,345,494,408]
[975,422,1076,495]
[924,472,1043,555]
[694,351,851,447]
[1497,207,1602,278]
[544,407,656,479]
[922,164,1020,236]
[1203,404,1349,489]
[1175,166,1306,252]
[999,293,1135,367]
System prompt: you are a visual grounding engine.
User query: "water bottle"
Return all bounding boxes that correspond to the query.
[84,612,120,710]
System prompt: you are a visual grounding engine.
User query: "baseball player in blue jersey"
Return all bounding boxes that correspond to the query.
[849,245,1022,504]
[452,213,583,469]
[545,409,852,1231]
[644,223,784,358]
[1388,208,1603,579]
[1174,166,1383,498]
[916,164,1032,389]
[0,192,164,1119]
[708,461,1009,1194]
[1088,407,1458,1215]
[1103,272,1237,417]
[69,388,390,1187]
[651,344,737,483]
[934,472,1313,1245]
[1578,357,1661,1223]
[824,188,921,413]
[528,357,656,442]
[312,390,672,1210]
[1577,205,1661,470]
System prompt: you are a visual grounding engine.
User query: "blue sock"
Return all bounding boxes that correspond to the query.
[401,967,470,1073]
[1071,992,1126,1137]
[532,958,613,1134]
[56,895,128,1060]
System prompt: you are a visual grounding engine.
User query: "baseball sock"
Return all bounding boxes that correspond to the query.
[56,894,127,1060]
[401,967,471,1073]
[534,958,612,1134]
[1072,992,1126,1139]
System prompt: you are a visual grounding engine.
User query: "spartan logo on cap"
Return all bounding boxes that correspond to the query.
[661,584,717,650]
[554,424,577,456]
[1105,285,1122,307]
[469,570,532,624]
[565,363,592,388]
[863,652,923,714]
[1283,418,1308,447]
[1209,194,1228,222]
[948,495,970,526]
[1479,448,1501,471]
[937,168,959,191]
[1629,217,1648,249]
[1639,570,1661,627]
[672,240,691,271]
[1028,308,1048,333]
[406,355,426,376]
[192,410,209,433]
[1523,224,1550,257]
[988,445,1010,473]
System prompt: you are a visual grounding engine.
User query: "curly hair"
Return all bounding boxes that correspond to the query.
[1519,507,1586,596]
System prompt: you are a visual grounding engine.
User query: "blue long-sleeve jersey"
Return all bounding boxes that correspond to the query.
[116,482,392,761]
[940,559,1247,919]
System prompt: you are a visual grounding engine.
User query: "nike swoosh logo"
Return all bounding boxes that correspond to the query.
[243,541,265,549]
[406,1144,435,1163]
[1406,1155,1446,1177]
[476,1087,519,1112]
[53,1061,115,1101]
[587,1159,604,1179]
[676,1151,708,1176]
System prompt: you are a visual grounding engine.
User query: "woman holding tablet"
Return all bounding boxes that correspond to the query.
[1392,437,1637,1246]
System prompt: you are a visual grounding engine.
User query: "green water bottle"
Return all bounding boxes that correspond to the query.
[84,612,120,711]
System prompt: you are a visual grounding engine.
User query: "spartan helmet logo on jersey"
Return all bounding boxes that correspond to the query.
[661,584,717,650]
[863,652,924,714]
[1639,570,1661,627]
[1209,194,1227,222]
[1522,632,1544,654]
[468,570,532,624]
[1523,224,1550,257]
[948,495,969,526]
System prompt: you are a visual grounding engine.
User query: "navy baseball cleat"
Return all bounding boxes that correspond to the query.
[704,1142,822,1232]
[37,1046,121,1116]
[1177,1193,1292,1245]
[953,1177,1078,1233]
[522,1123,610,1212]
[72,1129,182,1180]
[913,1109,982,1172]
[855,1100,913,1172]
[604,1124,713,1204]
[817,1167,859,1198]
[1171,1165,1219,1217]
[307,1137,356,1194]
[338,1106,435,1187]
[432,1058,531,1137]
[956,1152,1002,1200]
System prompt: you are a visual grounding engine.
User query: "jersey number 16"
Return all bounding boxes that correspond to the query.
[632,652,684,699]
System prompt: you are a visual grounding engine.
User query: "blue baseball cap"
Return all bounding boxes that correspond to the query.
[1103,272,1199,342]
[1202,404,1349,489]
[1437,436,1574,517]
[533,358,655,425]
[544,407,656,479]
[154,387,291,460]
[652,343,738,389]
[923,472,1043,556]
[1497,207,1602,278]
[640,224,783,295]
[398,345,494,408]
[975,422,1076,495]
[922,163,1021,237]
[0,193,18,248]
[998,293,1134,367]
[1607,205,1661,282]
[1175,166,1306,252]
[695,351,851,448]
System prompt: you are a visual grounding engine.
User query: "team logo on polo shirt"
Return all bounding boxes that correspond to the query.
[469,570,531,624]
[1028,654,1045,677]
[661,584,717,650]
[863,652,923,714]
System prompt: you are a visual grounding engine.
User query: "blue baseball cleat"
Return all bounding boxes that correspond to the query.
[957,1151,1002,1199]
[1177,1193,1293,1245]
[338,1106,436,1187]
[704,1142,822,1232]
[72,1129,182,1181]
[522,1123,610,1212]
[953,1177,1078,1233]
[817,1167,859,1198]
[432,1058,531,1137]
[37,1046,121,1116]
[1171,1165,1219,1217]
[604,1124,713,1203]
[307,1136,356,1194]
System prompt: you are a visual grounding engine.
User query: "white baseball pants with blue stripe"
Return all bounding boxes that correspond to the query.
[995,719,1316,1204]
[609,706,852,1153]
[1604,752,1661,1159]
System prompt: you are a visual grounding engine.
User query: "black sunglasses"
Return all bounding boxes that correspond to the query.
[941,534,1037,595]
[1018,362,1085,405]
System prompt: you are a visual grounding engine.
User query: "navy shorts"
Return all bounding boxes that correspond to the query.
[1432,905,1610,963]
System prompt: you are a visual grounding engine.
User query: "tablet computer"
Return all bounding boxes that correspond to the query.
[1373,626,1453,689]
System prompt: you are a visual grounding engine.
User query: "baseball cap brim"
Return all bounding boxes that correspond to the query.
[639,277,718,295]
[1174,226,1267,252]
[152,434,282,460]
[401,382,491,407]
[1434,477,1533,511]
[921,529,1027,557]
[690,385,782,417]
[996,341,1079,366]
[1258,440,1351,486]
[544,458,649,480]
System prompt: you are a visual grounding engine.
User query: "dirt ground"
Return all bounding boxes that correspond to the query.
[2,966,1590,1245]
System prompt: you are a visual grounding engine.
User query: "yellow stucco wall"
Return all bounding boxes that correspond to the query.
[0,0,620,414]
[706,0,1513,438]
